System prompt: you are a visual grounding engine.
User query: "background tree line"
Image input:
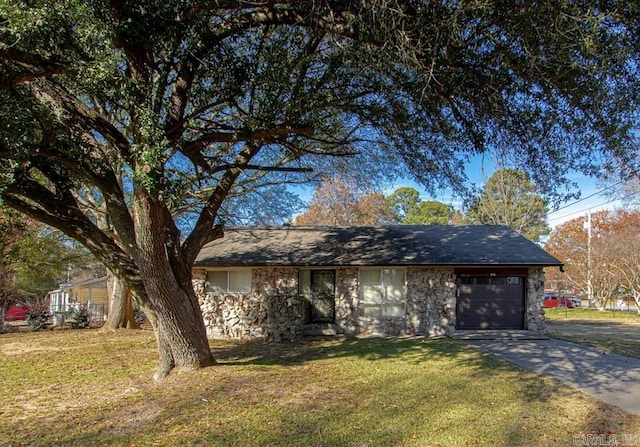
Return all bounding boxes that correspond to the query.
[0,208,103,331]
[294,167,551,244]
[545,209,640,311]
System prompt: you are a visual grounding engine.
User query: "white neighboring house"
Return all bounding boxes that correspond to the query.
[48,276,108,325]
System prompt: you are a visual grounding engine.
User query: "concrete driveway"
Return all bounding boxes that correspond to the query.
[464,337,640,416]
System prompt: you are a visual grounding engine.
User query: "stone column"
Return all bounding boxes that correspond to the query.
[406,268,456,337]
[526,267,546,334]
[334,267,359,335]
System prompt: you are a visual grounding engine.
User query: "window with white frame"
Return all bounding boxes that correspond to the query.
[206,269,252,293]
[359,268,406,317]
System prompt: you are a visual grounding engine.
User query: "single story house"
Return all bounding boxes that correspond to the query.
[193,225,563,341]
[48,276,109,324]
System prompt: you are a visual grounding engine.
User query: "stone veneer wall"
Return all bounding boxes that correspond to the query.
[406,267,457,337]
[333,268,360,335]
[195,267,304,341]
[194,266,545,340]
[526,267,546,333]
[338,267,456,337]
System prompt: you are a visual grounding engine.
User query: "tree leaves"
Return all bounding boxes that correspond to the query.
[0,1,639,350]
[294,175,394,225]
[545,209,640,309]
[466,168,550,242]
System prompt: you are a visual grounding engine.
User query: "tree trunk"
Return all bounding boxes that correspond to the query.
[132,193,214,380]
[0,301,6,333]
[103,271,139,331]
[143,269,214,380]
[594,296,607,311]
[123,292,138,328]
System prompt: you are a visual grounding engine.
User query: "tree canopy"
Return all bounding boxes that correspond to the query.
[1,1,639,378]
[294,176,394,225]
[386,187,457,224]
[466,168,550,242]
[0,208,29,317]
[602,174,640,208]
[404,200,456,225]
[387,187,421,222]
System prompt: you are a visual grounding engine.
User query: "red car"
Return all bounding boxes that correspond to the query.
[543,294,574,308]
[5,302,34,321]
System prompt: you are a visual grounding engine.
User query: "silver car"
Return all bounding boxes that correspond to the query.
[568,296,582,307]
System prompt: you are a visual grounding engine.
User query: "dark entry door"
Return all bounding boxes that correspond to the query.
[310,270,335,323]
[456,276,525,329]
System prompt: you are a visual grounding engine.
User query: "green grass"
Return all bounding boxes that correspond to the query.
[544,307,640,322]
[544,308,640,359]
[1,329,639,447]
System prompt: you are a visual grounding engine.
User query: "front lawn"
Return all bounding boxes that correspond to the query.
[1,329,639,446]
[545,308,640,359]
[545,307,640,322]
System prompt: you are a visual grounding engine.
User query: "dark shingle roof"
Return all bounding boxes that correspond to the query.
[195,225,562,268]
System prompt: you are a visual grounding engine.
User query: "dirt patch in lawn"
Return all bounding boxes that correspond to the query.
[0,340,64,355]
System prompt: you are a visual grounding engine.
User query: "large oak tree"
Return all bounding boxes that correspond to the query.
[1,1,639,378]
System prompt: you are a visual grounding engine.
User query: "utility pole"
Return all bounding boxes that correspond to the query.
[587,209,593,306]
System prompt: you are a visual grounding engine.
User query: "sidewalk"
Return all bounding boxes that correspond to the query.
[464,337,640,416]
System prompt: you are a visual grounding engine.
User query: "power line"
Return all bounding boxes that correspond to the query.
[409,174,628,219]
[547,197,620,223]
[547,179,625,216]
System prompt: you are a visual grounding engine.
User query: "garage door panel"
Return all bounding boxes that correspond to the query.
[456,277,525,330]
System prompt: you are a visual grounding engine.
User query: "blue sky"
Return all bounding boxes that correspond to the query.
[386,154,624,230]
[293,153,624,230]
[544,175,622,228]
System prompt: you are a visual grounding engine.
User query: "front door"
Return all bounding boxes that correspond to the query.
[310,270,335,323]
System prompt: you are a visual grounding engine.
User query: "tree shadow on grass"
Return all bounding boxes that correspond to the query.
[7,335,636,447]
[210,336,449,363]
[38,338,591,447]
[209,335,516,377]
